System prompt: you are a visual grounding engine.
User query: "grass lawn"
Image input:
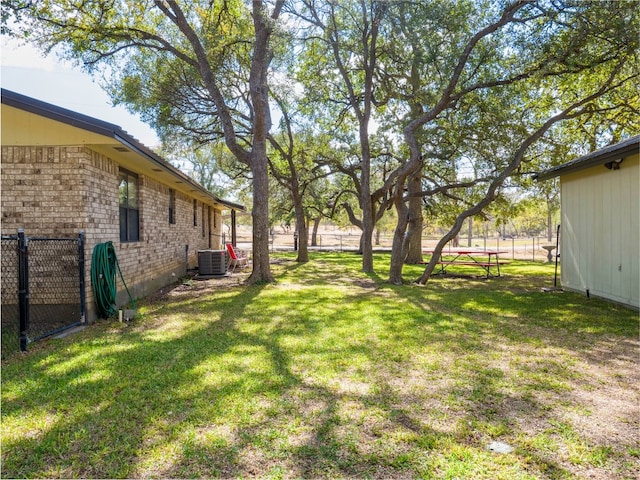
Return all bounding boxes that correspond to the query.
[1,253,638,479]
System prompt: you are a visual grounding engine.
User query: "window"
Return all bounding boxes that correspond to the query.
[202,204,206,237]
[193,199,197,226]
[169,189,176,224]
[119,169,139,242]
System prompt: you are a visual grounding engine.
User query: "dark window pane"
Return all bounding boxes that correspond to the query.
[128,209,139,241]
[169,189,175,224]
[118,169,140,242]
[120,206,128,242]
[193,200,197,226]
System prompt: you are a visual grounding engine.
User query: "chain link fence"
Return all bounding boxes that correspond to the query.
[1,230,85,357]
[1,235,20,355]
[247,231,559,262]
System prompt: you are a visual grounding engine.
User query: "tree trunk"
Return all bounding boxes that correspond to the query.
[246,1,278,284]
[404,171,424,264]
[417,227,460,285]
[247,146,275,284]
[311,216,321,246]
[360,134,374,272]
[388,196,409,285]
[294,199,309,262]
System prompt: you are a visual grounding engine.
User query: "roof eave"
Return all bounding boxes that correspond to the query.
[2,88,245,212]
[2,88,121,138]
[535,135,640,181]
[113,133,245,212]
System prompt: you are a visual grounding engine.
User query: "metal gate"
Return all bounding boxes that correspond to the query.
[1,229,85,356]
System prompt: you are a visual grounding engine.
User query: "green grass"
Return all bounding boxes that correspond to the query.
[2,253,638,479]
[1,323,20,359]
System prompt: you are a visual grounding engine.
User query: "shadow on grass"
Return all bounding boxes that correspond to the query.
[1,253,637,478]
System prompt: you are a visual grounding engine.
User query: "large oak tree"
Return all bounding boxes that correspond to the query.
[372,0,639,284]
[5,0,638,287]
[4,0,286,283]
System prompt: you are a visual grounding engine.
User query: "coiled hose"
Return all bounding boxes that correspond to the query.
[91,241,135,318]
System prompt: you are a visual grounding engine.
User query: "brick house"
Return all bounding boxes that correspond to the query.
[1,89,245,322]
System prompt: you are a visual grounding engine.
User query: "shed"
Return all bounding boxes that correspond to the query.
[536,135,639,308]
[1,89,245,322]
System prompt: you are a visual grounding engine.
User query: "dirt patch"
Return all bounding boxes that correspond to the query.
[145,271,251,303]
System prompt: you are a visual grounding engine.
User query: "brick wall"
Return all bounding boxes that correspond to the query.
[1,146,86,236]
[2,145,227,321]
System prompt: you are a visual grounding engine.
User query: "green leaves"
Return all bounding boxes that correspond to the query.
[4,0,638,279]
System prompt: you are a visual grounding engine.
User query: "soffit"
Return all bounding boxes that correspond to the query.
[2,103,239,210]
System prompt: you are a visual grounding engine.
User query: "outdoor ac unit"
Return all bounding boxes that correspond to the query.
[198,250,227,276]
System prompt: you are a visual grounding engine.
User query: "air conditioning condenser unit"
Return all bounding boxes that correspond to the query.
[198,249,227,276]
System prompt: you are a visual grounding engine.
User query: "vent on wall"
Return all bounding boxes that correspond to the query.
[198,250,227,276]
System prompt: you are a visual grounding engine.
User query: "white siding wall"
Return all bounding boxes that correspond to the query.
[560,153,639,308]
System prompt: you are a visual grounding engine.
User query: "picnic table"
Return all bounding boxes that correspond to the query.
[423,249,508,278]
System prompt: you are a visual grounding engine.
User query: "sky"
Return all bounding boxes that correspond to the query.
[1,38,160,148]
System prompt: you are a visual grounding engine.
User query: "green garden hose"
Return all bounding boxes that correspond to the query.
[91,241,135,318]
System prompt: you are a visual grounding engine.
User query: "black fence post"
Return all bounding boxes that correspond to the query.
[17,229,29,352]
[78,231,87,324]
